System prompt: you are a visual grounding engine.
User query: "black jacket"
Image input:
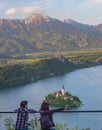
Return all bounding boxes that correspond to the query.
[40,108,64,130]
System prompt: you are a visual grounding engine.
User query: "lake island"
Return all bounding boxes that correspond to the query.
[44,85,82,108]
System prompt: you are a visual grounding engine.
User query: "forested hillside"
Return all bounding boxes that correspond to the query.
[0,57,75,88]
[0,52,102,88]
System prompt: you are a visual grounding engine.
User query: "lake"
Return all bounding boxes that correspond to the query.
[0,65,102,129]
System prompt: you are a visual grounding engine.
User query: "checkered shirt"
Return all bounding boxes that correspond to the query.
[14,107,36,129]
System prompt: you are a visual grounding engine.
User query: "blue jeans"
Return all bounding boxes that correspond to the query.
[49,128,56,130]
[23,126,28,130]
[15,126,28,130]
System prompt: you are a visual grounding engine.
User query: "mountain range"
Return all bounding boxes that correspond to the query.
[0,14,102,57]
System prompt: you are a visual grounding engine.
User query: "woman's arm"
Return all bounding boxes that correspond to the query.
[50,108,64,114]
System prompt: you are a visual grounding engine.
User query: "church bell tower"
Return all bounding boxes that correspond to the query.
[61,85,65,96]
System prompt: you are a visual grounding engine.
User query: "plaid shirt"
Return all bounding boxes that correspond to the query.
[14,107,36,130]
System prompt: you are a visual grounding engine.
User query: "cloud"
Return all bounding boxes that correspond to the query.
[5,8,18,15]
[5,6,45,16]
[22,6,44,14]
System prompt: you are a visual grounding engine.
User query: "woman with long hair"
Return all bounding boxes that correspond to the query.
[40,101,64,130]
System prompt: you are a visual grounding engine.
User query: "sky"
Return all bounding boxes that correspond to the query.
[0,0,102,25]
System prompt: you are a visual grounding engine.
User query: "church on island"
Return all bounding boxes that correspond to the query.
[55,85,65,97]
[44,85,82,107]
[54,85,73,100]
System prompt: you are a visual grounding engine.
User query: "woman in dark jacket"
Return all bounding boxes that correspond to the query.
[40,101,64,130]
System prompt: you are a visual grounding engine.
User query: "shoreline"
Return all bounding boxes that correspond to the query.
[0,57,101,89]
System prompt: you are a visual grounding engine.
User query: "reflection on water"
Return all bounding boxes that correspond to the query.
[0,65,102,129]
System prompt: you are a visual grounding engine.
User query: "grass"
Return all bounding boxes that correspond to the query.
[0,48,102,67]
